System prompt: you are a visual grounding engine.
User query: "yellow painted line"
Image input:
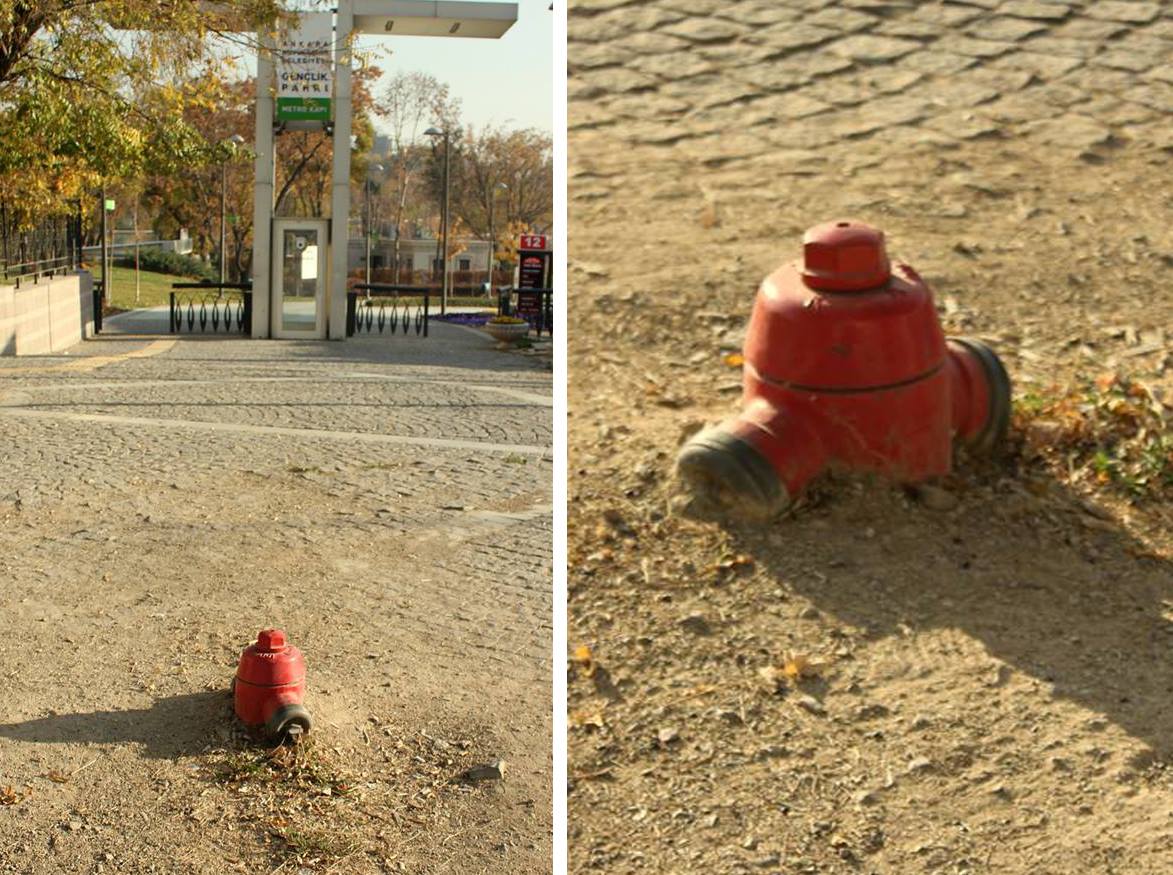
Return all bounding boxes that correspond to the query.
[0,338,175,376]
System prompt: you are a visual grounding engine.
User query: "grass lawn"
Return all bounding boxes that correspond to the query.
[101,266,207,311]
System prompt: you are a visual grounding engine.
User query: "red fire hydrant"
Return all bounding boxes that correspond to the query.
[233,629,312,742]
[677,220,1011,517]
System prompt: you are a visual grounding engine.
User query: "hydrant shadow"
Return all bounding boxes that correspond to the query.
[0,689,235,759]
[718,471,1172,761]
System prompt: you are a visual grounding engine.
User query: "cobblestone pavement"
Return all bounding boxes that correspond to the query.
[0,324,553,872]
[571,0,1171,163]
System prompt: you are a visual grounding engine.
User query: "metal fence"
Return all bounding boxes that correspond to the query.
[1,201,84,286]
[347,284,430,337]
[170,282,253,334]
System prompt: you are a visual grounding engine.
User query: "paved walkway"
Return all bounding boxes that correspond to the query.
[0,323,553,871]
[571,0,1170,168]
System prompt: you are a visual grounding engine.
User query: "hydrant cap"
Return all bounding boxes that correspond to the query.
[256,629,287,652]
[801,220,891,291]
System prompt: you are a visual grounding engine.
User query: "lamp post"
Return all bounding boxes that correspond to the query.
[424,126,450,315]
[365,162,384,286]
[487,180,508,290]
[220,134,245,286]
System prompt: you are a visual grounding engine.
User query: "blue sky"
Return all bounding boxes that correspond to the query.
[357,1,554,134]
[260,1,554,135]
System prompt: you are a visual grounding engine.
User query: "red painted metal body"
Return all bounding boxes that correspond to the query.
[677,221,1010,517]
[233,629,312,740]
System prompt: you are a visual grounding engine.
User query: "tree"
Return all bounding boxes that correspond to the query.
[377,71,460,276]
[0,1,283,217]
[447,126,553,269]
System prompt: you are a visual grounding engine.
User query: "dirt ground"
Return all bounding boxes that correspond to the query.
[567,1,1171,872]
[0,332,553,873]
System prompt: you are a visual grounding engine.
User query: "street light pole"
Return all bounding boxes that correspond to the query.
[425,126,451,315]
[220,135,244,286]
[487,180,508,290]
[365,162,384,287]
[441,131,450,315]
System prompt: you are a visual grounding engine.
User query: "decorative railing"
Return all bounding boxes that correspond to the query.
[1,201,83,286]
[347,284,430,337]
[170,282,252,334]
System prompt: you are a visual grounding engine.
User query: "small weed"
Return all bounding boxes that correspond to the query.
[505,453,528,465]
[1013,373,1172,500]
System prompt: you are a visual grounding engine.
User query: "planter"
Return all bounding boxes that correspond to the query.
[484,321,530,344]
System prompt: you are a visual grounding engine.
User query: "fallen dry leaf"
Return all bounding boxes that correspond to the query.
[45,769,69,784]
[0,786,19,805]
[570,710,606,730]
[571,644,594,676]
[723,352,744,368]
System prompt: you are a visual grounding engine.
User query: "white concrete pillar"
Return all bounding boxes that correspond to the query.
[328,1,354,340]
[251,30,276,339]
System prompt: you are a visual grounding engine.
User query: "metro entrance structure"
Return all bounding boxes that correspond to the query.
[250,1,516,339]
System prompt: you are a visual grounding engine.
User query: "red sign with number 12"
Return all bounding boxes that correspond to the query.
[519,234,548,251]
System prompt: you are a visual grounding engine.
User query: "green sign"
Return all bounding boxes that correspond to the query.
[276,12,333,124]
[277,97,331,122]
[104,199,115,211]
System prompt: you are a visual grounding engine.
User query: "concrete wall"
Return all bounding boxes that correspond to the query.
[0,271,94,356]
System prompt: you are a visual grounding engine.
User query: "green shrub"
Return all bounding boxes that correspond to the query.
[115,248,215,281]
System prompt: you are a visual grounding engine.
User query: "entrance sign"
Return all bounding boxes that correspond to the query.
[276,12,334,124]
[252,1,518,340]
[517,235,551,291]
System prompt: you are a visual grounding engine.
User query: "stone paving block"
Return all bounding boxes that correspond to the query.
[572,0,641,12]
[1085,2,1161,24]
[1051,18,1131,40]
[1032,81,1096,107]
[967,67,1037,93]
[999,1,1073,21]
[980,92,1058,123]
[921,110,1002,140]
[629,52,718,80]
[1146,65,1173,84]
[988,49,1082,78]
[917,77,1001,108]
[570,43,632,72]
[1081,95,1158,125]
[875,20,944,41]
[1022,35,1104,57]
[903,50,980,75]
[803,7,880,33]
[742,22,838,52]
[696,42,779,65]
[754,91,836,120]
[933,34,1020,57]
[612,31,692,55]
[579,67,660,97]
[910,3,987,26]
[803,76,873,107]
[731,55,852,92]
[1126,82,1173,112]
[724,2,803,26]
[967,16,1051,42]
[661,0,728,15]
[1059,67,1138,95]
[827,33,922,62]
[1092,50,1160,73]
[662,17,746,44]
[604,92,691,120]
[858,68,924,95]
[1022,114,1115,148]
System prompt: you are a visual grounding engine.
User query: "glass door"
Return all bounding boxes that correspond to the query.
[271,218,328,338]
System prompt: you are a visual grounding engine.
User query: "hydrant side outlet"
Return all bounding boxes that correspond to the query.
[234,628,312,741]
[677,220,1012,517]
